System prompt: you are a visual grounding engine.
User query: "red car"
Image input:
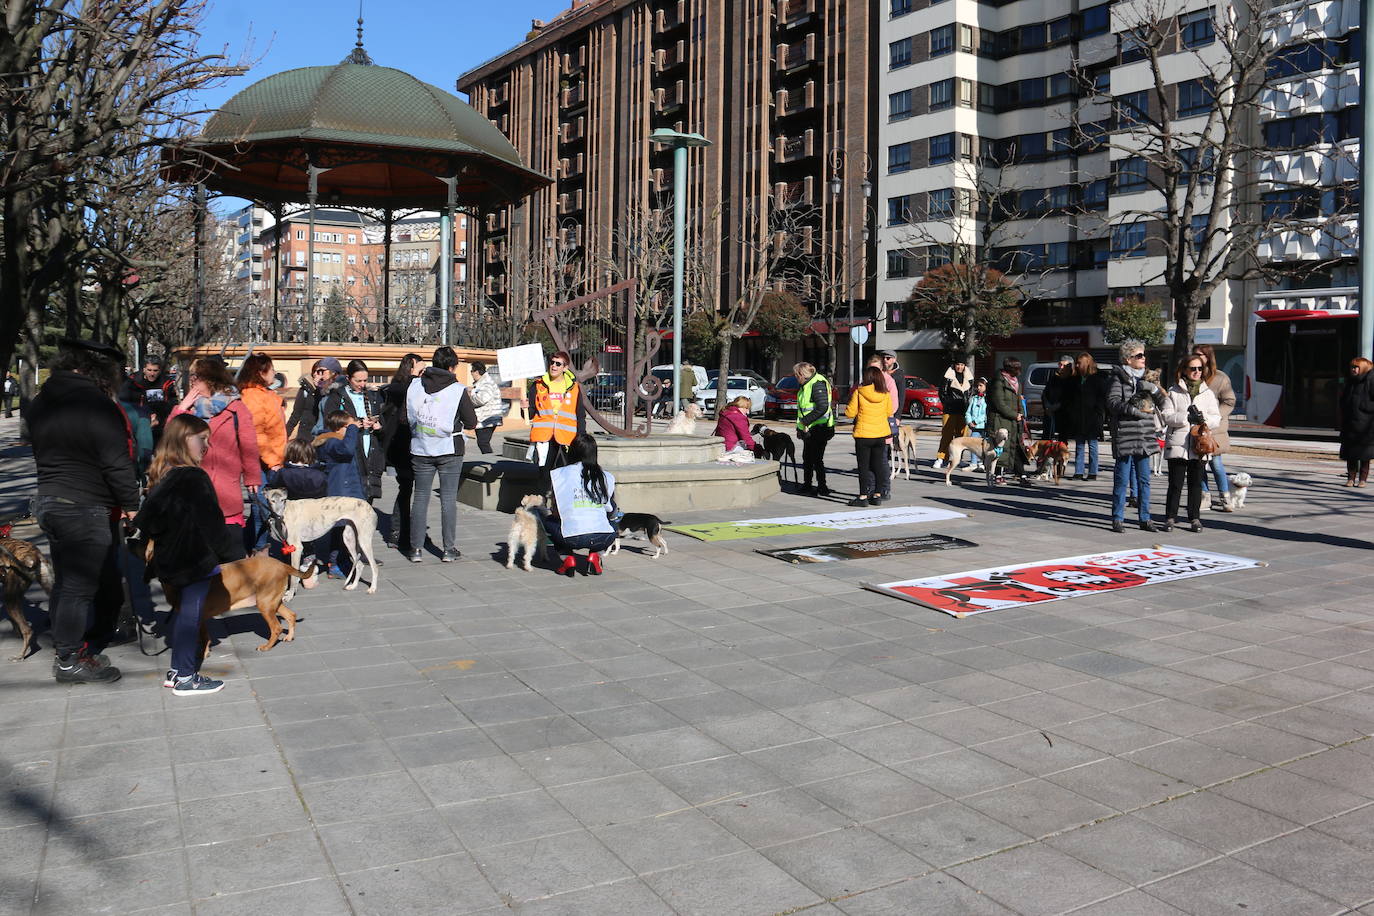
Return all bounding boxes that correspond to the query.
[766,374,943,420]
[763,375,800,419]
[899,375,944,419]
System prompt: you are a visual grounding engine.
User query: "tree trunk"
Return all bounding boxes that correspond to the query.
[1169,296,1197,374]
[714,331,731,421]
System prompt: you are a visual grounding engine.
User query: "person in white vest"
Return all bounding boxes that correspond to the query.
[405,347,477,563]
[544,433,618,577]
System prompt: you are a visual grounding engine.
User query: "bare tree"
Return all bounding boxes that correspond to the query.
[811,216,878,380]
[1078,0,1356,368]
[602,201,674,330]
[0,0,246,390]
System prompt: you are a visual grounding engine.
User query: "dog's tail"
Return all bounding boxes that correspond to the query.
[289,560,323,580]
[36,554,54,595]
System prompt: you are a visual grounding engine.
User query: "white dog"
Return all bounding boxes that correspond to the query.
[664,402,702,435]
[1226,472,1252,509]
[265,489,380,596]
[506,494,545,572]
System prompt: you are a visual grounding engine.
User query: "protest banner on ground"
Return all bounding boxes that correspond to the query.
[865,546,1262,618]
[759,534,977,564]
[667,506,967,542]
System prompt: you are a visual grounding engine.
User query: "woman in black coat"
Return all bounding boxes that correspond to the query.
[380,353,424,547]
[1063,352,1108,480]
[1338,357,1374,487]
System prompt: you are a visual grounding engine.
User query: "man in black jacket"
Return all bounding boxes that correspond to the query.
[118,356,177,435]
[25,339,140,684]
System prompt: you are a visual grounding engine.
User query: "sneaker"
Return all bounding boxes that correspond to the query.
[171,673,225,696]
[327,563,345,579]
[1111,518,1125,533]
[847,497,870,507]
[441,548,462,563]
[53,654,121,685]
[1126,496,1138,508]
[1139,520,1159,533]
[1199,501,1211,512]
[932,459,946,469]
[163,669,176,688]
[1215,501,1233,513]
[1086,474,1098,481]
[406,549,423,563]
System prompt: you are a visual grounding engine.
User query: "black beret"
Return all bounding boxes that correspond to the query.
[59,337,126,364]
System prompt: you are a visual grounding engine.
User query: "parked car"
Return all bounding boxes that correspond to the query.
[587,372,627,412]
[646,364,711,414]
[899,375,944,420]
[1024,362,1117,418]
[706,368,771,391]
[763,375,801,419]
[698,374,768,415]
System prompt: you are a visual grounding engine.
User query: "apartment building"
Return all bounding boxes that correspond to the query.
[874,0,1265,387]
[225,204,274,304]
[1247,0,1361,426]
[258,211,469,343]
[457,0,875,379]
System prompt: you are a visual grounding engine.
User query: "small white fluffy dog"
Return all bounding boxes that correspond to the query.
[664,402,702,435]
[506,494,545,571]
[1226,472,1252,509]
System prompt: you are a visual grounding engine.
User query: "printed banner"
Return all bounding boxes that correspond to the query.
[759,534,978,564]
[866,546,1262,618]
[668,506,967,542]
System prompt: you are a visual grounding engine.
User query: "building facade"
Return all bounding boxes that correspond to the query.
[457,0,876,380]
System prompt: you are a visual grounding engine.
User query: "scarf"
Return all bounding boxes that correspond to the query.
[1186,379,1202,399]
[191,388,240,420]
[542,370,574,394]
[1124,365,1145,380]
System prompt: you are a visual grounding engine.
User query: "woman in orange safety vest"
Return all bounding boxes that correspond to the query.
[525,350,587,480]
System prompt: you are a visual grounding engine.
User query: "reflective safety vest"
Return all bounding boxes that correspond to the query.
[796,374,836,430]
[407,378,466,456]
[530,376,580,445]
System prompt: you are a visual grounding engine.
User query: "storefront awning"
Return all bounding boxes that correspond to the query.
[1255,308,1360,322]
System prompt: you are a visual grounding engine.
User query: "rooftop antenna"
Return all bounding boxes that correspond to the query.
[342,0,373,65]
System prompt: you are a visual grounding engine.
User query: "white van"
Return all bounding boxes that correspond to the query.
[649,364,712,406]
[1024,361,1117,419]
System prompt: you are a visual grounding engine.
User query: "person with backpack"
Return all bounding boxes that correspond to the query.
[405,347,477,563]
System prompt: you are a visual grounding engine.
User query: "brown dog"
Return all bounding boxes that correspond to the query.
[162,555,319,659]
[1026,439,1071,485]
[0,536,52,660]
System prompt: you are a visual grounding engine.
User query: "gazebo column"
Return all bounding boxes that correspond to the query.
[439,175,457,347]
[306,164,321,343]
[270,201,283,341]
[193,182,206,344]
[383,210,394,340]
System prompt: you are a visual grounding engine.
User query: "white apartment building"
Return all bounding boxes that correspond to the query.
[873,0,1315,410]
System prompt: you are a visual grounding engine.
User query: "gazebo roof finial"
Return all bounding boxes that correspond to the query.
[343,0,373,65]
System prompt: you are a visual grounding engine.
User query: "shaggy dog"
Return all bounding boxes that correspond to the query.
[664,403,702,435]
[1226,471,1252,509]
[506,494,545,571]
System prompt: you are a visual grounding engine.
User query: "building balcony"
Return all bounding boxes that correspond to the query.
[654,40,685,73]
[774,129,816,164]
[558,189,585,216]
[1265,0,1359,46]
[1260,140,1359,186]
[652,167,672,193]
[776,80,816,117]
[561,83,586,109]
[654,81,685,114]
[776,36,818,73]
[489,80,511,108]
[562,45,587,76]
[1254,285,1359,312]
[560,116,586,144]
[777,0,816,28]
[773,176,814,209]
[1261,65,1359,119]
[485,241,508,263]
[655,0,686,32]
[560,152,585,180]
[485,210,509,233]
[1257,216,1358,261]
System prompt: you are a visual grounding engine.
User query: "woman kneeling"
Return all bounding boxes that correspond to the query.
[545,433,618,576]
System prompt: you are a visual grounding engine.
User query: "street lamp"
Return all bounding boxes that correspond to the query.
[829,149,873,387]
[650,127,711,416]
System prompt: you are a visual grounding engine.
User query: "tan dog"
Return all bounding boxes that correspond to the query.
[1027,439,1071,484]
[891,424,920,480]
[664,402,702,435]
[944,429,1009,486]
[0,536,52,660]
[1131,368,1162,413]
[161,555,319,658]
[506,494,545,572]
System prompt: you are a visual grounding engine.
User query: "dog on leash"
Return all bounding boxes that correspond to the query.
[506,494,545,572]
[751,424,798,485]
[264,489,380,597]
[1026,439,1071,485]
[943,429,1008,486]
[891,424,920,480]
[161,554,319,658]
[0,536,52,660]
[609,513,670,559]
[664,402,702,435]
[1226,472,1252,508]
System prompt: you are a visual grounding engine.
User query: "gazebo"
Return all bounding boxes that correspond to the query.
[164,28,550,345]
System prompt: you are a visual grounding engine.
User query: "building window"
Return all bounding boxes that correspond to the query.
[295,229,305,240]
[1177,79,1213,118]
[930,133,954,164]
[889,89,913,120]
[1190,214,1211,253]
[930,78,953,110]
[890,0,911,17]
[1081,3,1110,37]
[1084,179,1109,210]
[1114,156,1149,192]
[928,189,955,218]
[347,234,357,244]
[347,254,357,265]
[890,37,912,69]
[959,24,974,51]
[886,301,907,327]
[1116,90,1149,126]
[887,250,913,278]
[1180,9,1215,48]
[930,24,954,57]
[1048,16,1073,43]
[1110,223,1148,258]
[956,78,975,107]
[888,141,913,173]
[888,194,914,225]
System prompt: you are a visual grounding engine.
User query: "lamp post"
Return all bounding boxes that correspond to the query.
[650,127,711,416]
[828,150,873,388]
[1362,0,1373,354]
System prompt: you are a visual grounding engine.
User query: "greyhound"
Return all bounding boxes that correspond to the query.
[264,489,380,597]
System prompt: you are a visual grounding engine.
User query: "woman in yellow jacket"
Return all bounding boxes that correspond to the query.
[845,365,896,507]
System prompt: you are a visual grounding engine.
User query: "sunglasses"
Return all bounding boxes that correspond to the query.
[1187,366,1204,372]
[1129,353,1145,359]
[549,361,565,367]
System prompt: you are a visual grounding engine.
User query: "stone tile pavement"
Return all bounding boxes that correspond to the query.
[3,417,1374,914]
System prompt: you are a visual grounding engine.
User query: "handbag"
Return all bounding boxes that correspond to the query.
[1190,422,1218,457]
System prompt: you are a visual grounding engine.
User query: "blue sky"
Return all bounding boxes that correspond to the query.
[192,0,564,207]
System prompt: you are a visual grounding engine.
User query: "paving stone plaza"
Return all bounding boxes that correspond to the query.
[2,418,1373,915]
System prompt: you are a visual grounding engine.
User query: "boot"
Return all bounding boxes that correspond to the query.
[557,556,577,577]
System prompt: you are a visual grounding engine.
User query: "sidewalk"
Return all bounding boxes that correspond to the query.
[2,420,1373,915]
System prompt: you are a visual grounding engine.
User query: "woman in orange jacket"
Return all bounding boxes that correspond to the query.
[235,354,286,554]
[845,365,896,507]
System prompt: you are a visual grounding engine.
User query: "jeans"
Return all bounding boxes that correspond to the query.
[410,453,463,552]
[1166,458,1204,521]
[543,516,616,554]
[389,467,414,546]
[800,425,834,488]
[1199,455,1229,495]
[170,574,215,678]
[475,424,497,454]
[1111,455,1153,522]
[1074,438,1099,476]
[35,498,123,658]
[855,436,890,498]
